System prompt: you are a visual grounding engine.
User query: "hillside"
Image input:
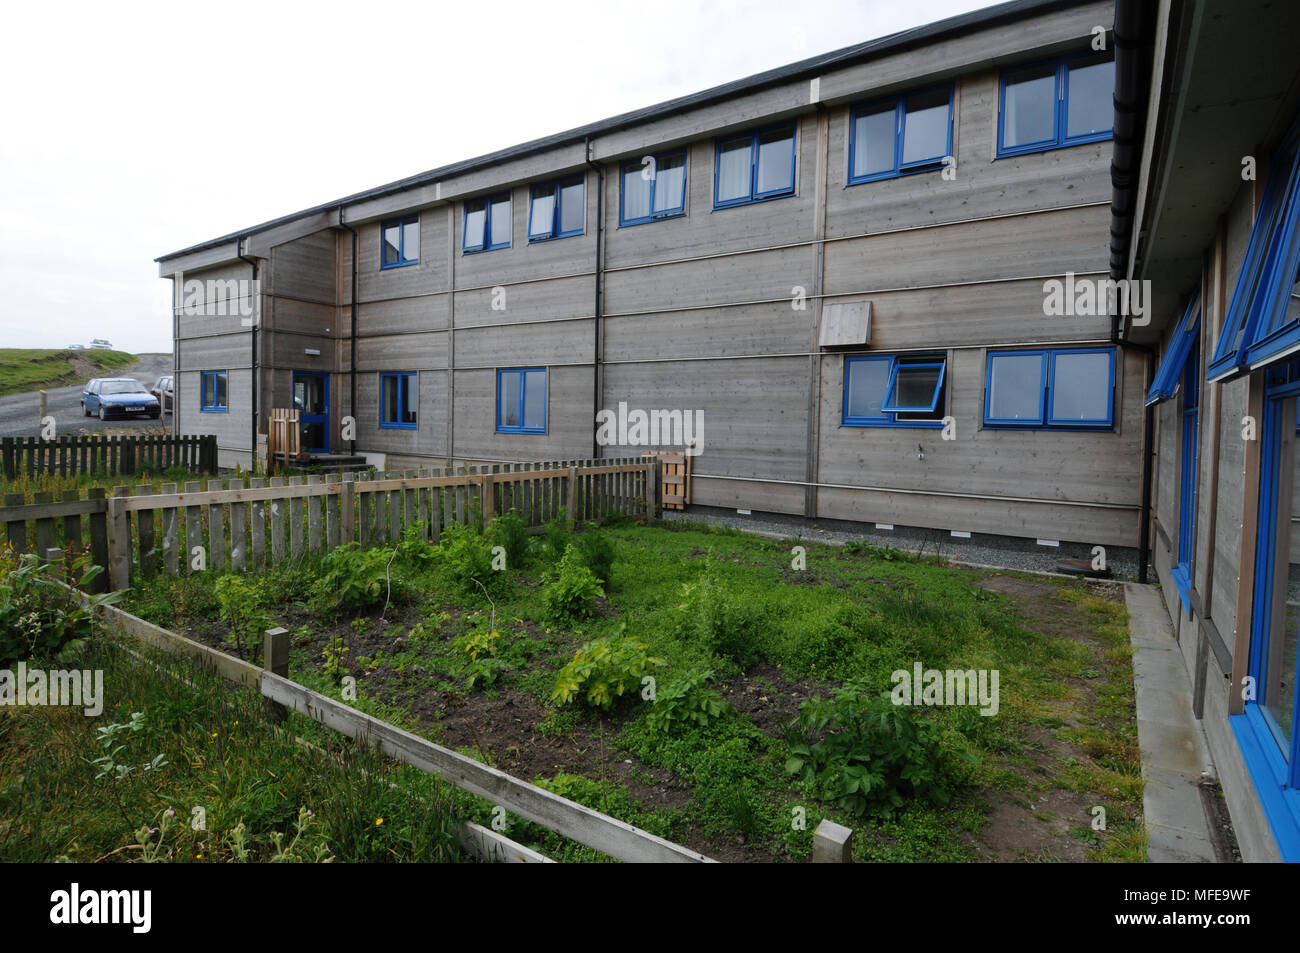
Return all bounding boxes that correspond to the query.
[0,348,137,397]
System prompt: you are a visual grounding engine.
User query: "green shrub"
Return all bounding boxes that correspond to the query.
[486,512,529,569]
[397,522,438,571]
[785,679,974,819]
[541,545,605,622]
[551,626,665,710]
[645,667,731,734]
[571,524,615,588]
[541,511,572,562]
[674,561,764,668]
[436,522,501,595]
[0,551,117,666]
[214,574,274,659]
[311,544,397,615]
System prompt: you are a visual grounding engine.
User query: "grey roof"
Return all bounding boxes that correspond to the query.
[157,0,1082,262]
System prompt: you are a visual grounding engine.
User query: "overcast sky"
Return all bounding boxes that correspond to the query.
[0,0,995,354]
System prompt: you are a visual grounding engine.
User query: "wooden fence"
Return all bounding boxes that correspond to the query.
[1,434,217,479]
[55,584,709,863]
[0,458,658,591]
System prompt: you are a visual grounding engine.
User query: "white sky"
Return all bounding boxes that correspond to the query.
[0,0,996,353]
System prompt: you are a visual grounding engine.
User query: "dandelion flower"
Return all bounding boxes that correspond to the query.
[376,817,384,826]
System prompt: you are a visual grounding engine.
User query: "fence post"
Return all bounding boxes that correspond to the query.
[566,467,579,527]
[263,626,290,722]
[481,471,494,523]
[645,460,659,522]
[43,547,65,584]
[341,477,355,545]
[812,819,854,862]
[107,495,130,591]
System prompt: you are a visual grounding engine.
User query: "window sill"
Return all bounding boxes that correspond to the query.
[713,190,795,210]
[380,260,419,270]
[841,419,945,429]
[617,212,686,228]
[995,133,1113,160]
[847,162,946,186]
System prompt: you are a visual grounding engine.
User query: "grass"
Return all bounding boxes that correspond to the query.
[114,516,1145,863]
[0,636,466,862]
[0,348,135,397]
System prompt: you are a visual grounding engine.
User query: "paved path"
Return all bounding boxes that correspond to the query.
[0,354,172,438]
[1124,582,1221,862]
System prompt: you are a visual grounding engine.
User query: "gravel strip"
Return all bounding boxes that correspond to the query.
[661,509,1141,580]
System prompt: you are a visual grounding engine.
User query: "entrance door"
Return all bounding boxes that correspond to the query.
[293,372,330,454]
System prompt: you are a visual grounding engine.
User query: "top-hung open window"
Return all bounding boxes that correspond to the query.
[1208,117,1300,381]
[1147,290,1202,405]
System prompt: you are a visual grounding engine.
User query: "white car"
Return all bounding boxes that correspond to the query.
[89,339,113,350]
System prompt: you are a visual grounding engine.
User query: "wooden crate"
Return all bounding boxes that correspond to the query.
[642,451,690,509]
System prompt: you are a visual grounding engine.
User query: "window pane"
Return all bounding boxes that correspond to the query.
[530,185,555,238]
[988,353,1044,420]
[623,165,652,220]
[652,153,686,213]
[902,89,949,165]
[1050,351,1111,422]
[1262,397,1297,754]
[464,201,486,248]
[381,376,398,423]
[1066,57,1114,140]
[402,375,417,424]
[203,375,215,408]
[717,137,752,202]
[853,104,896,178]
[523,370,546,429]
[383,224,401,265]
[216,374,228,408]
[402,219,419,261]
[499,373,520,428]
[560,179,584,234]
[755,128,794,195]
[1003,63,1057,148]
[888,364,943,411]
[490,196,511,246]
[846,359,890,419]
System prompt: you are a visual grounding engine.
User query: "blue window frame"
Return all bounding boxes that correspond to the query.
[848,85,953,184]
[1171,343,1201,611]
[381,215,419,269]
[379,372,417,430]
[200,371,228,413]
[843,354,947,428]
[997,50,1114,157]
[983,347,1115,429]
[1146,290,1202,405]
[620,151,687,226]
[496,368,547,434]
[463,193,511,253]
[714,124,796,208]
[529,176,585,241]
[1209,116,1300,382]
[1232,359,1300,861]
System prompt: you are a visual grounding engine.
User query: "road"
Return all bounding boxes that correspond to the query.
[0,354,173,438]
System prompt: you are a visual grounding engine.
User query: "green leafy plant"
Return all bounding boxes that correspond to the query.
[312,543,398,615]
[541,511,572,562]
[674,559,764,668]
[397,522,438,571]
[551,626,665,710]
[486,511,529,569]
[214,574,274,659]
[571,525,615,588]
[322,635,350,684]
[645,667,731,733]
[436,522,501,594]
[541,545,605,622]
[0,550,119,666]
[785,679,972,819]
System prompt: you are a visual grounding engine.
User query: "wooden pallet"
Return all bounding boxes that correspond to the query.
[267,408,302,465]
[642,451,690,509]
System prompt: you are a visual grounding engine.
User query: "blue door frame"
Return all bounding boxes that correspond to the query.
[293,372,330,454]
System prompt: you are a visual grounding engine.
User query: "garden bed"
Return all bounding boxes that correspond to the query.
[119,516,1145,862]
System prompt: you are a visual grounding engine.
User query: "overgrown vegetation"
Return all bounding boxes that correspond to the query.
[113,516,1143,863]
[0,347,135,397]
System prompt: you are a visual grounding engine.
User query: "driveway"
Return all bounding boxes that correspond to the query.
[0,354,174,438]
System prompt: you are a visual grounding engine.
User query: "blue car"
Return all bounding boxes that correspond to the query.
[82,378,161,420]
